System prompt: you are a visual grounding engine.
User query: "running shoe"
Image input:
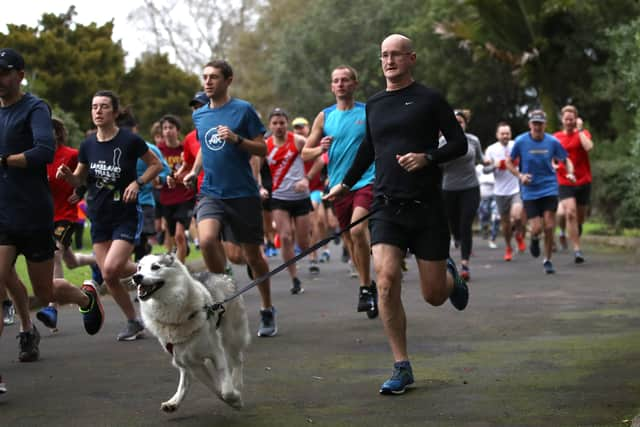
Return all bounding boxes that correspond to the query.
[543,259,555,274]
[36,306,58,330]
[116,319,145,341]
[79,280,104,335]
[2,300,15,326]
[504,246,513,262]
[0,375,6,394]
[357,282,379,319]
[515,233,526,253]
[460,265,470,282]
[447,258,469,311]
[290,277,304,295]
[488,240,498,249]
[319,250,331,263]
[257,307,277,337]
[309,260,320,275]
[341,246,350,263]
[574,250,585,264]
[379,361,414,395]
[529,237,541,258]
[18,325,40,362]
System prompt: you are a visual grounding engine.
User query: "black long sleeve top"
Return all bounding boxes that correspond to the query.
[343,82,467,201]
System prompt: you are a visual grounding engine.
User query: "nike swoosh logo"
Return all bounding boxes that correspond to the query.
[405,101,414,106]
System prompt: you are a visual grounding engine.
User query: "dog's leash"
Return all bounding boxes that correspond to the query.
[204,204,382,319]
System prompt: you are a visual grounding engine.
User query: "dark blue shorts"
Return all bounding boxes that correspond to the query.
[0,229,56,262]
[523,196,558,219]
[369,197,450,261]
[90,206,143,244]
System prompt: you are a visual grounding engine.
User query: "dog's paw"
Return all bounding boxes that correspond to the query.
[222,391,243,410]
[161,401,179,412]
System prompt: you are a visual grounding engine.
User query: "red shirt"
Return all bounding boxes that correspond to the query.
[304,160,324,192]
[47,145,79,222]
[158,141,195,206]
[182,130,204,192]
[553,129,592,186]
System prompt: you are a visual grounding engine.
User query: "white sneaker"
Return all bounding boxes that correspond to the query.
[488,240,498,249]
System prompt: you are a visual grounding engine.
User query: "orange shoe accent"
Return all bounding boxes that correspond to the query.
[516,234,526,253]
[504,247,513,261]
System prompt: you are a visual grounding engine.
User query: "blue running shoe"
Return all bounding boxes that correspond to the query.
[380,361,414,395]
[530,237,541,258]
[447,258,469,311]
[36,306,58,329]
[294,245,301,256]
[257,307,277,337]
[543,259,555,274]
[79,281,104,335]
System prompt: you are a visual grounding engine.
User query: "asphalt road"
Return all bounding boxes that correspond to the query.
[1,239,638,426]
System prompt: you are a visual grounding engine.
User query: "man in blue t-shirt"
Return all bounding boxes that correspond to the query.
[507,109,575,274]
[184,59,277,337]
[0,49,105,374]
[301,65,378,319]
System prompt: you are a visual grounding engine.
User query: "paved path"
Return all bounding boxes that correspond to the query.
[1,240,638,426]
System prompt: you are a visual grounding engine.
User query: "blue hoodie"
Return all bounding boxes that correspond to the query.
[0,93,55,232]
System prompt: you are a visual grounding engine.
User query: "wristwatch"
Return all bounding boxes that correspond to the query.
[135,177,145,186]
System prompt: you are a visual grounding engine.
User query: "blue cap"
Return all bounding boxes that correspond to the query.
[189,91,209,107]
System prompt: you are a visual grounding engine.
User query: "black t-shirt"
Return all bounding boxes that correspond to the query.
[344,82,467,201]
[78,128,148,221]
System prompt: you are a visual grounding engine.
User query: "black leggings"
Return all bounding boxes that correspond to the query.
[443,186,480,261]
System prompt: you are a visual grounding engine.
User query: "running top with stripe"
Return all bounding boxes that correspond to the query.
[193,98,265,199]
[343,82,467,201]
[323,102,375,190]
[266,131,309,201]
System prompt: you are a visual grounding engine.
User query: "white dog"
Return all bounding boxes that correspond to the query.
[134,254,250,412]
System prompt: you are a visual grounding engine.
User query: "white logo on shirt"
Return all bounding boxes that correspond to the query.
[204,128,225,151]
[404,101,414,106]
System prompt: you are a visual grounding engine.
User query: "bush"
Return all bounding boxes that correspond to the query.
[591,158,640,228]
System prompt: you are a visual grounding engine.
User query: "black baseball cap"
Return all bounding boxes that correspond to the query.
[189,91,209,107]
[0,48,25,71]
[268,107,288,120]
[528,109,547,123]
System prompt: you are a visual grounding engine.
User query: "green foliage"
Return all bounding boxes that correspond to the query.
[591,159,640,228]
[51,107,84,148]
[0,7,126,131]
[119,52,200,140]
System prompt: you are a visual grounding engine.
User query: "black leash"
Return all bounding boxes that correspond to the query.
[206,204,381,315]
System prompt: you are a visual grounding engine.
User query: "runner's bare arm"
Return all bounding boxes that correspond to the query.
[301,112,325,161]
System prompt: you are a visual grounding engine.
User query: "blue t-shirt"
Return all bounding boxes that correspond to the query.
[78,128,148,221]
[511,132,567,200]
[193,98,265,198]
[136,142,170,207]
[0,93,55,232]
[324,102,375,190]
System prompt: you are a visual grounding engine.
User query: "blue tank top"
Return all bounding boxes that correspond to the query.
[323,102,375,190]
